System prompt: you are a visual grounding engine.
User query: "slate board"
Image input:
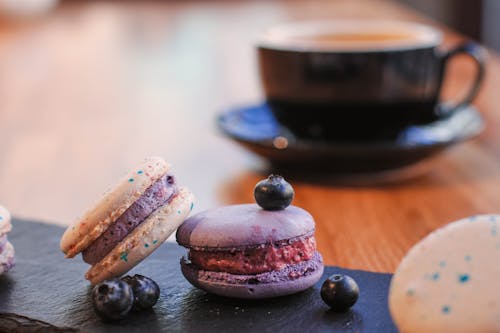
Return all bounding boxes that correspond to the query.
[0,219,397,333]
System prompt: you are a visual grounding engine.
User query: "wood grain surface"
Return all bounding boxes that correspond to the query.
[0,0,498,273]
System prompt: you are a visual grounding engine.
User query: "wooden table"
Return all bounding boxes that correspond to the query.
[0,0,498,273]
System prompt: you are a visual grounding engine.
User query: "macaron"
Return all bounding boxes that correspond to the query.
[176,203,324,299]
[0,205,15,275]
[389,215,500,333]
[60,156,194,285]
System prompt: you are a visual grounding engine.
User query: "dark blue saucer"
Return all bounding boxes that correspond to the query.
[217,103,484,175]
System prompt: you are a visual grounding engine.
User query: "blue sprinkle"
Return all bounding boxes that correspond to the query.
[152,240,158,245]
[0,216,3,221]
[190,202,194,211]
[431,272,440,281]
[492,227,497,236]
[469,215,477,222]
[120,252,128,262]
[406,289,415,296]
[465,255,472,262]
[489,215,497,222]
[128,178,134,182]
[177,210,181,214]
[137,170,143,174]
[442,305,451,314]
[144,243,149,248]
[439,261,447,267]
[458,274,470,283]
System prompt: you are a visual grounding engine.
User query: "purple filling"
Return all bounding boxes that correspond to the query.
[82,174,177,265]
[0,235,6,250]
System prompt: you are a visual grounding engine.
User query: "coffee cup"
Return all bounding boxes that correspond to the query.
[257,20,486,141]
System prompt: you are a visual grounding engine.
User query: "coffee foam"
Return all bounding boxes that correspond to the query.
[258,20,442,52]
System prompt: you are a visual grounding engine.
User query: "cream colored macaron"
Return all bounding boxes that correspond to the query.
[61,156,170,257]
[60,156,194,284]
[0,205,14,275]
[0,241,15,275]
[389,215,500,333]
[0,205,12,236]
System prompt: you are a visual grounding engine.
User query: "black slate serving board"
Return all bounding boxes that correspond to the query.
[0,219,397,333]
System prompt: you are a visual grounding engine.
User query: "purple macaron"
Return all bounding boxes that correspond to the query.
[176,204,324,299]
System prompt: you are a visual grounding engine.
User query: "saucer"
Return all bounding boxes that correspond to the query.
[217,103,484,175]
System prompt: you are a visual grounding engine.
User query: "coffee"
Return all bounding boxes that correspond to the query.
[292,32,417,43]
[257,20,485,141]
[259,21,441,52]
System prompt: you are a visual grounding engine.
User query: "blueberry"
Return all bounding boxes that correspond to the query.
[92,279,134,321]
[254,175,294,210]
[320,274,359,312]
[122,274,160,310]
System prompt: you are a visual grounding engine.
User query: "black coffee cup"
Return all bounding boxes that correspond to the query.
[257,20,486,141]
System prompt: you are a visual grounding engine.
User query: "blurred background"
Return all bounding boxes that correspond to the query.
[400,0,500,51]
[0,0,497,226]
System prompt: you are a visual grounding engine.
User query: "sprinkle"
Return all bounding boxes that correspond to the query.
[465,255,472,262]
[72,226,75,230]
[431,272,440,281]
[0,216,3,221]
[128,178,134,182]
[190,202,194,211]
[489,215,497,222]
[458,274,470,283]
[137,170,143,174]
[469,215,477,222]
[120,252,128,262]
[144,243,149,248]
[406,289,415,296]
[492,227,497,236]
[442,305,451,314]
[439,261,446,267]
[177,210,181,214]
[152,240,158,245]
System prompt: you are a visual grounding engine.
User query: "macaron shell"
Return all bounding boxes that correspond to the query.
[85,187,194,285]
[61,156,170,258]
[389,215,500,333]
[177,204,314,248]
[0,241,15,275]
[0,205,12,236]
[180,253,324,299]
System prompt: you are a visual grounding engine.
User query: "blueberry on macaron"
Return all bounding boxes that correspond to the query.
[254,175,294,211]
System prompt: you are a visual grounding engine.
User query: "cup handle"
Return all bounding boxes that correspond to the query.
[438,41,486,115]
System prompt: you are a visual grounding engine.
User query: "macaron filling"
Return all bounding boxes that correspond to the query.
[188,235,316,275]
[82,174,177,265]
[0,235,7,249]
[182,251,323,285]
